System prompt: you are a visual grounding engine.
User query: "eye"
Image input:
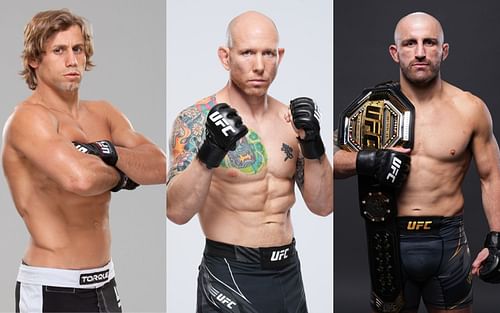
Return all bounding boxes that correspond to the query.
[403,40,416,47]
[73,46,84,54]
[53,47,63,55]
[424,39,437,47]
[241,50,253,56]
[263,50,276,57]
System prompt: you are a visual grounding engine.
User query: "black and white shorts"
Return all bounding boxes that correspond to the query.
[197,238,308,313]
[15,260,121,313]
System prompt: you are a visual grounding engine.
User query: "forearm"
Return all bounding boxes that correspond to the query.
[166,159,213,224]
[69,159,120,196]
[334,150,357,178]
[481,177,500,231]
[115,144,166,185]
[301,155,333,216]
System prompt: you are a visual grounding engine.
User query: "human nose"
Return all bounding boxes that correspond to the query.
[65,50,78,67]
[415,42,426,60]
[253,54,264,73]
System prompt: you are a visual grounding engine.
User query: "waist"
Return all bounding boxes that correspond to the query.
[17,260,115,289]
[204,238,297,266]
[398,215,464,236]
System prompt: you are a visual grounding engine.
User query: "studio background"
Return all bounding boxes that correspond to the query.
[166,0,333,312]
[0,1,166,312]
[334,1,500,312]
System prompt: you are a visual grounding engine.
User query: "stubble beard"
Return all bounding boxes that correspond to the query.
[401,62,440,88]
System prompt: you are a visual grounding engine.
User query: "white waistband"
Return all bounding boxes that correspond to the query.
[17,260,115,289]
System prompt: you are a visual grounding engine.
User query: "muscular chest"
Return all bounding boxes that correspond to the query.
[413,105,472,161]
[55,110,111,142]
[216,116,298,181]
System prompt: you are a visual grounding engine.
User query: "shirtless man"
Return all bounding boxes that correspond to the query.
[334,12,500,313]
[167,11,333,312]
[2,9,166,312]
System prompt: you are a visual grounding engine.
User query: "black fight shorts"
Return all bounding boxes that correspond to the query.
[398,215,473,311]
[15,261,122,312]
[197,238,308,313]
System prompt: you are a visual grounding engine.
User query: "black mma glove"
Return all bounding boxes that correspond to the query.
[479,231,500,283]
[111,168,139,192]
[290,97,325,159]
[356,149,410,188]
[73,140,118,166]
[197,103,248,169]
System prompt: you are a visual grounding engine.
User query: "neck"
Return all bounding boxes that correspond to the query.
[399,73,443,104]
[32,84,80,116]
[221,81,269,118]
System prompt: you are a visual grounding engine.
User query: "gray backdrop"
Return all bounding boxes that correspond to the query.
[0,1,166,312]
[334,0,500,312]
[166,1,333,312]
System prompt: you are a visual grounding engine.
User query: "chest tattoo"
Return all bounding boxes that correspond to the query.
[281,143,294,162]
[221,130,267,174]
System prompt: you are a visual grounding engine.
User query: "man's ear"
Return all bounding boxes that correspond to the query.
[277,48,285,65]
[389,44,400,63]
[441,43,449,61]
[29,58,40,69]
[218,46,230,71]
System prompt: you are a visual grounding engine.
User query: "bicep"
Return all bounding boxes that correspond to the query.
[8,110,100,184]
[471,103,500,180]
[167,110,205,183]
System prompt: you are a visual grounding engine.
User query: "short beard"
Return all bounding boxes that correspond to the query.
[401,63,440,88]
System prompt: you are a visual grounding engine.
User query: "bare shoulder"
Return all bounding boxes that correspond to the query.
[4,101,57,140]
[81,99,121,116]
[267,96,289,116]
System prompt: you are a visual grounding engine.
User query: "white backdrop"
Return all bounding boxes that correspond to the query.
[166,1,333,312]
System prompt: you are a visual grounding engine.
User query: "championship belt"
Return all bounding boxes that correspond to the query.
[338,81,415,313]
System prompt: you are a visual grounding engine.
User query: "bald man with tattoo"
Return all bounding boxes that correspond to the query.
[167,11,333,313]
[335,12,500,313]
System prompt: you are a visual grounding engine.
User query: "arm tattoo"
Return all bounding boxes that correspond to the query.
[167,105,206,184]
[294,156,305,190]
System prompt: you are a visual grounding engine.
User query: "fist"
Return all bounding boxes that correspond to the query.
[356,149,411,189]
[73,140,118,166]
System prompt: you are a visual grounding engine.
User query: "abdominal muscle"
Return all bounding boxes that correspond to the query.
[397,154,469,217]
[199,172,296,248]
[20,184,112,269]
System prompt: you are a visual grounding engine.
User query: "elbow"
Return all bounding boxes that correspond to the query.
[166,207,191,225]
[313,205,334,217]
[63,174,96,196]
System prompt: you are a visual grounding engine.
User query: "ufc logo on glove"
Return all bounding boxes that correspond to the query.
[209,111,236,136]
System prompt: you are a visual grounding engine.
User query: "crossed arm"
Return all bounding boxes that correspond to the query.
[4,105,120,196]
[103,102,166,185]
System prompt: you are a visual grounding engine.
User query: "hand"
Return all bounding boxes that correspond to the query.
[73,140,118,166]
[111,168,139,192]
[356,149,411,188]
[197,103,248,169]
[476,231,500,283]
[290,97,325,159]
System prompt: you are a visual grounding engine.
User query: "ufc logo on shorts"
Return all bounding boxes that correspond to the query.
[407,221,432,230]
[96,141,112,154]
[270,248,289,261]
[386,156,402,183]
[210,286,237,309]
[209,111,236,136]
[216,293,237,309]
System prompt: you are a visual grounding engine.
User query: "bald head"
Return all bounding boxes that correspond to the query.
[226,11,279,48]
[394,12,444,44]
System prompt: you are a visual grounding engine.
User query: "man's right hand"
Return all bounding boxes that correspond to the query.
[356,149,411,188]
[197,103,248,169]
[73,140,118,166]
